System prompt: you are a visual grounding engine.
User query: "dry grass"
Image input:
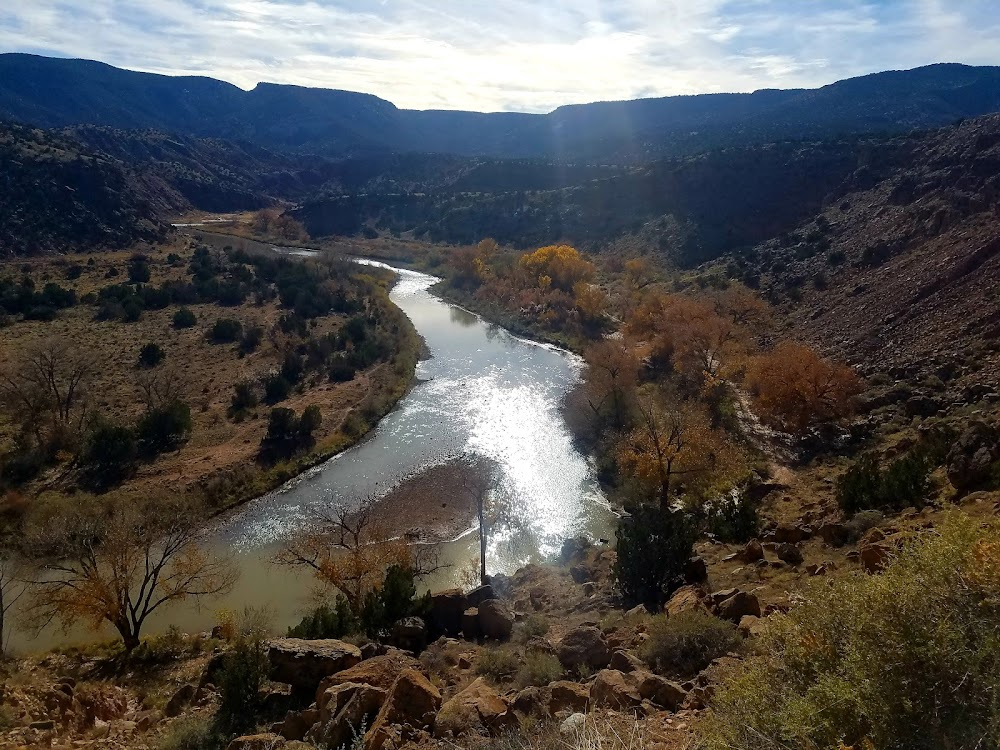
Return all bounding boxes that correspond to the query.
[0,238,418,512]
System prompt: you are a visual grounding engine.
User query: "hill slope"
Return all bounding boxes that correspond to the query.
[0,122,167,256]
[3,54,1000,160]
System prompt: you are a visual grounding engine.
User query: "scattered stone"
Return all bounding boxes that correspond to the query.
[590,670,642,710]
[609,650,645,673]
[715,591,761,622]
[560,712,587,735]
[664,585,710,617]
[547,681,590,714]
[817,522,848,546]
[738,540,765,563]
[557,626,611,670]
[136,710,163,733]
[771,523,806,543]
[434,677,517,738]
[947,420,1000,492]
[226,733,287,750]
[737,615,759,637]
[775,543,804,566]
[310,682,387,750]
[633,672,687,710]
[391,616,427,651]
[273,707,318,742]
[164,683,197,718]
[268,638,362,695]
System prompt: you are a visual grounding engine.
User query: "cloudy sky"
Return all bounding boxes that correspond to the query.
[2,0,999,112]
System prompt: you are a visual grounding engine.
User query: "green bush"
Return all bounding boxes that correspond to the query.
[700,513,1000,750]
[156,716,224,750]
[288,595,358,639]
[476,645,520,682]
[127,255,151,283]
[837,449,932,515]
[229,381,258,415]
[136,400,192,457]
[703,495,760,544]
[263,373,291,404]
[359,564,431,639]
[641,610,740,678]
[137,342,165,369]
[80,420,138,490]
[513,614,550,642]
[209,317,242,343]
[238,325,264,356]
[515,651,563,688]
[172,307,197,329]
[217,635,269,731]
[614,505,697,608]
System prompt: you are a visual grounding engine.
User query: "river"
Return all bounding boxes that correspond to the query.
[10,262,614,652]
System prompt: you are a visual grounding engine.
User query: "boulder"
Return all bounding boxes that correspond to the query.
[775,543,803,566]
[738,540,765,563]
[560,536,593,564]
[609,650,645,673]
[310,682,387,750]
[164,683,196,718]
[226,734,286,750]
[947,421,1000,492]
[269,639,362,695]
[466,585,496,607]
[272,708,318,742]
[462,608,480,640]
[365,669,441,750]
[428,589,468,637]
[261,682,293,716]
[434,677,517,738]
[556,626,611,670]
[817,522,848,547]
[860,540,892,573]
[478,599,514,641]
[512,686,546,716]
[547,681,590,714]
[570,564,594,584]
[771,523,806,544]
[560,712,587,736]
[391,617,427,651]
[632,672,687,711]
[136,710,163,733]
[316,652,421,700]
[589,670,641,710]
[664,585,709,617]
[715,591,761,622]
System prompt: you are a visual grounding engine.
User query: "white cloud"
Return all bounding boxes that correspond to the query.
[0,0,998,112]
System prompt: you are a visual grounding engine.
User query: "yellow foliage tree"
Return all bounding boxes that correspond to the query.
[745,341,862,434]
[519,245,595,292]
[25,495,237,652]
[618,387,745,510]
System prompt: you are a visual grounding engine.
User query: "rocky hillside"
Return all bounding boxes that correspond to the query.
[0,122,168,256]
[736,114,1000,397]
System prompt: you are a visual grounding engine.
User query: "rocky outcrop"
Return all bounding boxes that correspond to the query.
[556,626,611,670]
[590,670,642,710]
[548,681,591,714]
[428,589,467,637]
[315,652,421,700]
[268,639,362,695]
[478,599,514,641]
[365,669,441,750]
[715,590,762,622]
[434,678,517,738]
[947,421,1000,492]
[665,585,710,617]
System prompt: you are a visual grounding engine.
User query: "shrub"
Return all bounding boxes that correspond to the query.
[136,400,192,457]
[280,352,304,384]
[700,513,1000,750]
[703,495,760,544]
[172,307,197,329]
[476,645,520,682]
[837,449,932,514]
[137,342,165,369]
[79,420,138,490]
[613,505,697,608]
[238,325,264,356]
[263,374,291,404]
[217,634,269,731]
[641,610,740,678]
[209,317,242,343]
[516,652,563,688]
[127,256,151,284]
[156,715,224,750]
[514,614,550,642]
[229,381,258,415]
[358,564,431,640]
[288,595,358,639]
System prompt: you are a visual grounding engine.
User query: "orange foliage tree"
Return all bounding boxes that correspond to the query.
[583,338,640,430]
[275,492,439,613]
[745,341,862,434]
[617,386,745,510]
[25,495,237,652]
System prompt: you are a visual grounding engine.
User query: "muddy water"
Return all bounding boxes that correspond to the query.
[11,263,614,652]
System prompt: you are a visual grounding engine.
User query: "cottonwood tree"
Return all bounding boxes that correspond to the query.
[25,495,237,653]
[618,387,745,511]
[458,459,499,586]
[0,551,28,656]
[745,341,862,434]
[134,365,187,411]
[583,338,639,431]
[276,492,440,613]
[0,339,95,447]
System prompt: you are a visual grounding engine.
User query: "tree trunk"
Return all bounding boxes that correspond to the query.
[478,502,488,585]
[117,621,140,653]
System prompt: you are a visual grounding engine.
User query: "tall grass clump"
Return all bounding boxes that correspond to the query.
[700,512,1000,750]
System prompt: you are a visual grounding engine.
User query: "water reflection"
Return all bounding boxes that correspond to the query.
[449,306,479,327]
